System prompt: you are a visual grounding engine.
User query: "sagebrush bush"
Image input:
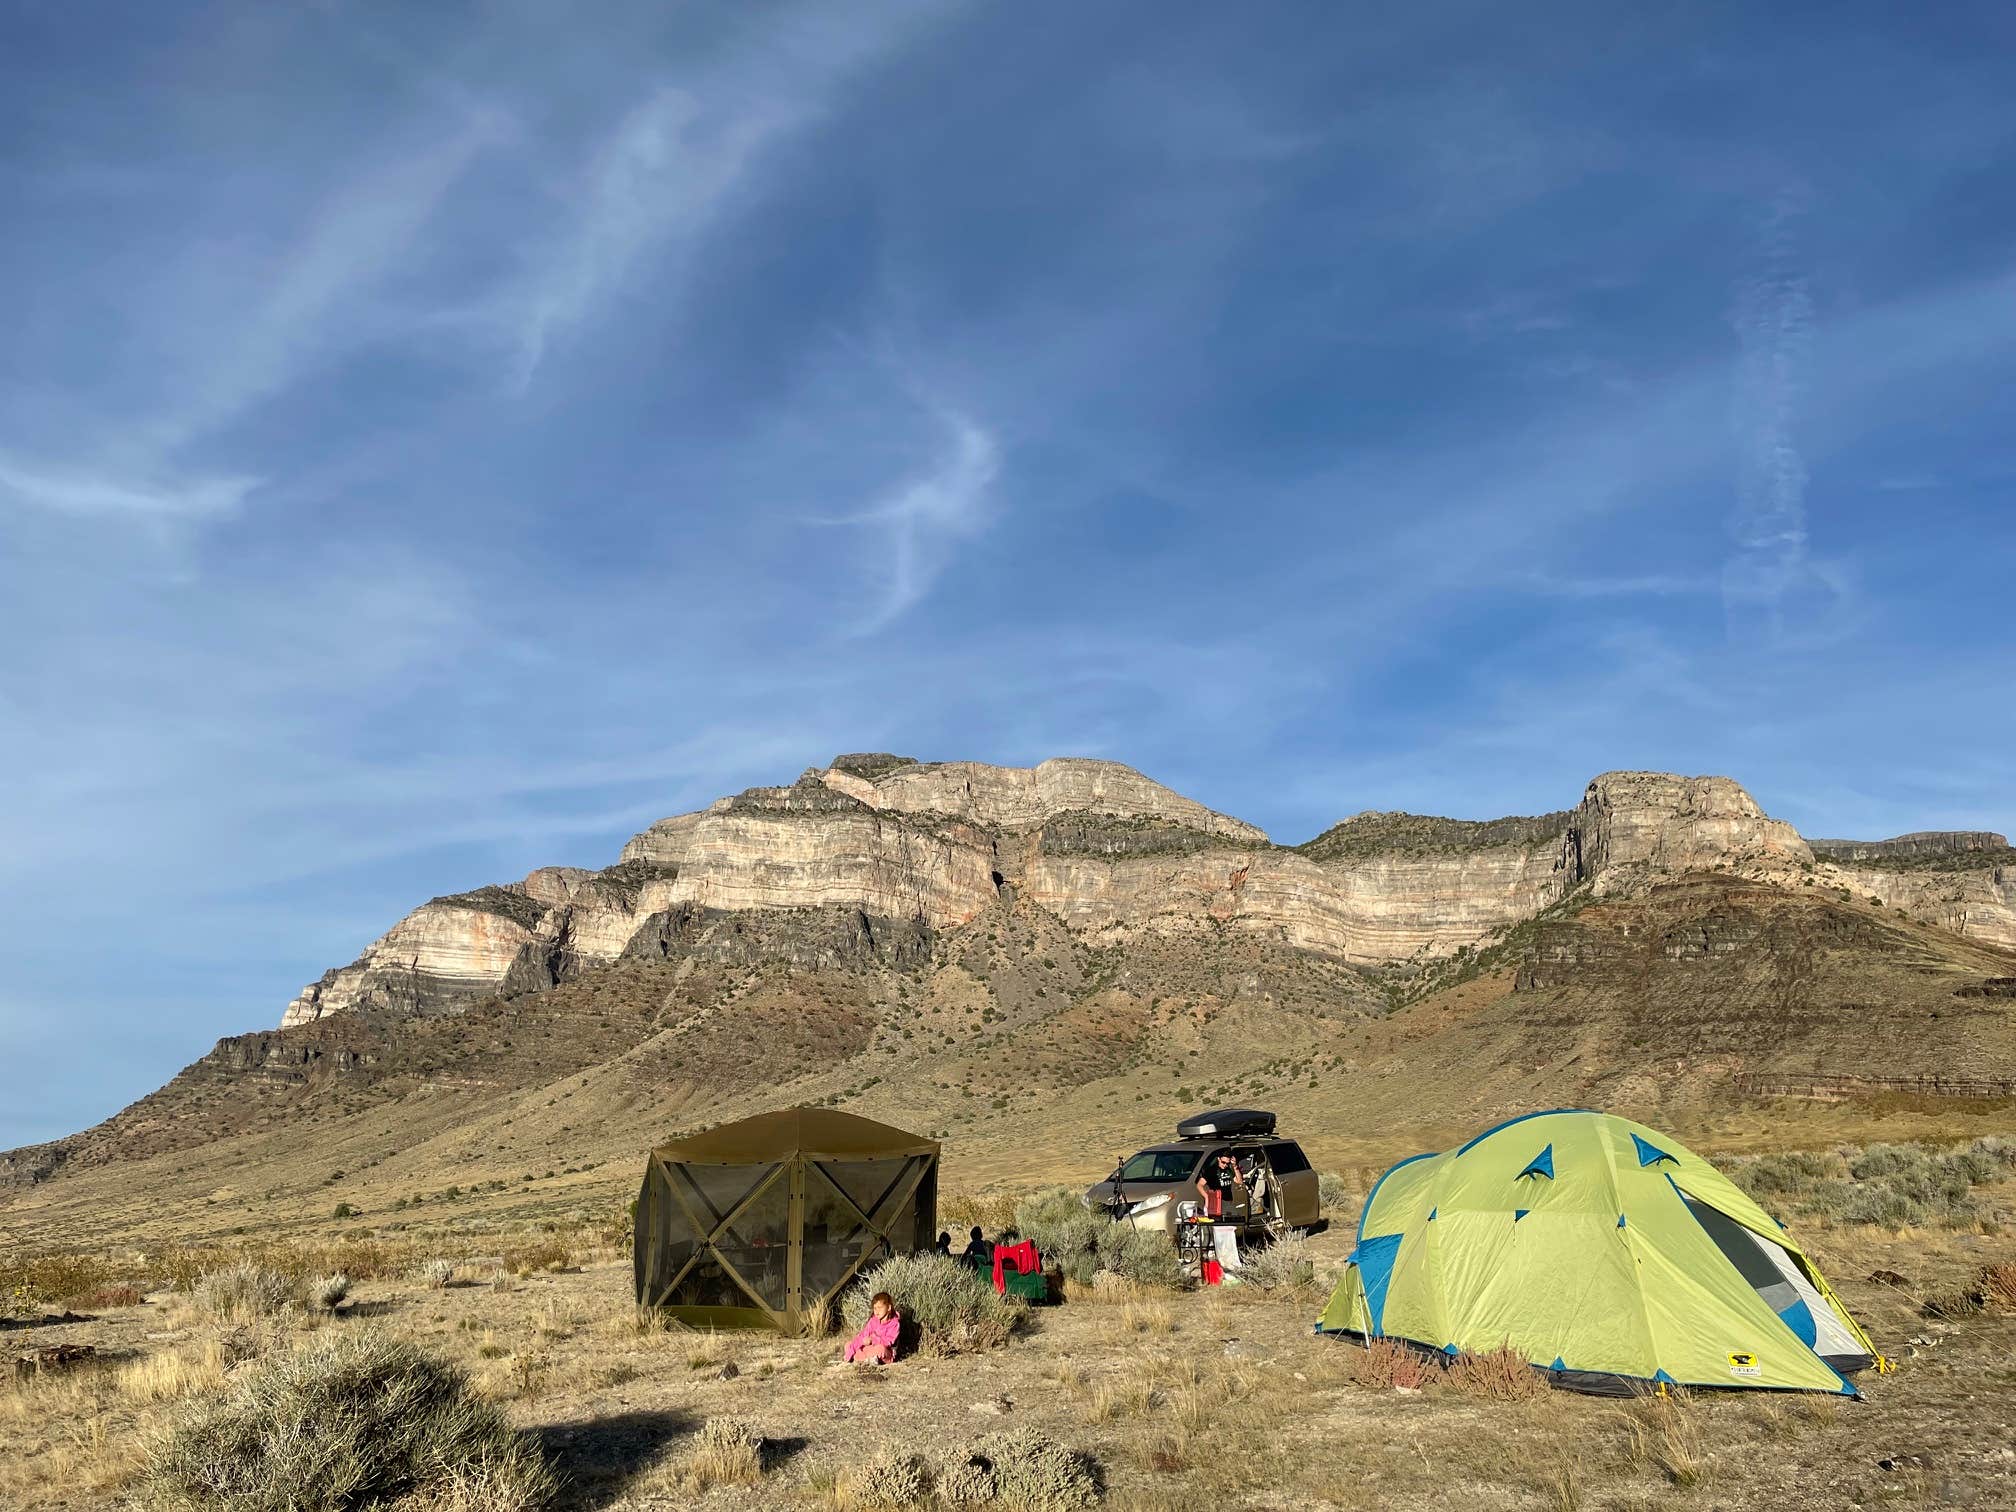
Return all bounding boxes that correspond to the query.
[843,1447,931,1506]
[192,1262,302,1322]
[1014,1186,1104,1284]
[1731,1150,1841,1198]
[960,1429,1102,1510]
[142,1331,556,1511]
[1238,1233,1314,1292]
[420,1259,457,1290]
[1317,1171,1353,1215]
[1733,1138,2006,1229]
[842,1253,1024,1352]
[1093,1223,1183,1290]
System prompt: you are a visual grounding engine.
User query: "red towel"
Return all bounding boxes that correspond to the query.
[1203,1259,1223,1286]
[991,1241,1039,1292]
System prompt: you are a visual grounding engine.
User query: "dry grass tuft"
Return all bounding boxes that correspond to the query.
[191,1262,302,1324]
[1108,1299,1174,1338]
[1617,1391,1705,1487]
[676,1416,763,1492]
[117,1341,229,1404]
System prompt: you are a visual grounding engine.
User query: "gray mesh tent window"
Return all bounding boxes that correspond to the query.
[634,1107,939,1332]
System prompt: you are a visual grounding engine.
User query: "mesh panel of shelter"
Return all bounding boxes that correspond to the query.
[815,1157,913,1223]
[714,1170,791,1310]
[673,1161,778,1231]
[802,1162,890,1304]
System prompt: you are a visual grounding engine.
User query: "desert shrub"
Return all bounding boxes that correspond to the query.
[679,1416,763,1491]
[941,1190,1021,1233]
[1445,1345,1548,1400]
[1013,1186,1105,1284]
[1317,1171,1353,1215]
[1353,1337,1434,1391]
[960,1429,1102,1510]
[842,1253,1024,1352]
[142,1331,556,1511]
[419,1259,457,1290]
[499,1239,571,1276]
[1849,1144,1921,1180]
[1731,1150,1840,1198]
[842,1447,932,1507]
[1843,1187,1933,1228]
[1092,1224,1183,1290]
[1238,1233,1314,1292]
[75,1282,146,1309]
[309,1273,350,1311]
[1922,1287,1986,1320]
[1977,1262,2016,1308]
[192,1262,303,1322]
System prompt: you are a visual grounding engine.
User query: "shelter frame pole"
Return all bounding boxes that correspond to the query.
[787,1157,806,1332]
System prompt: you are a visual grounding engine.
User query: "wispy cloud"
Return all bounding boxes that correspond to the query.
[1724,188,1841,640]
[160,124,499,448]
[0,451,258,522]
[826,405,1000,634]
[504,86,792,388]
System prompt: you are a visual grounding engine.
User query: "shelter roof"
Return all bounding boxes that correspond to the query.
[651,1106,938,1164]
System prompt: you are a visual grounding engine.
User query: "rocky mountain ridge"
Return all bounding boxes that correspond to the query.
[6,756,2014,1227]
[280,758,2016,1032]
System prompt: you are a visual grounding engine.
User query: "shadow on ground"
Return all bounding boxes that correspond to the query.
[538,1408,697,1510]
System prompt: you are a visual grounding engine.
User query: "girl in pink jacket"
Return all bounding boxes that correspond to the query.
[844,1292,901,1364]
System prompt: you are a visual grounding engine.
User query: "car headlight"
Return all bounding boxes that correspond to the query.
[1128,1192,1173,1217]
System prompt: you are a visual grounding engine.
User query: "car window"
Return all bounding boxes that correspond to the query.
[1262,1142,1311,1174]
[1121,1149,1201,1182]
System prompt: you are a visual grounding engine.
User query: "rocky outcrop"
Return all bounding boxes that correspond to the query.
[275,757,2009,1028]
[1810,831,2010,862]
[1565,772,1810,886]
[1819,861,2016,951]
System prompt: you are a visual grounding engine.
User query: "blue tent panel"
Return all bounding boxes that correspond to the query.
[1356,1232,1404,1333]
[1517,1144,1556,1180]
[1780,1299,1818,1348]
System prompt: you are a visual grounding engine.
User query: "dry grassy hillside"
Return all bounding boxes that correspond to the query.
[5,872,2013,1254]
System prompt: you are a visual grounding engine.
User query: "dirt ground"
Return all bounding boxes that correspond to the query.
[4,1218,2013,1511]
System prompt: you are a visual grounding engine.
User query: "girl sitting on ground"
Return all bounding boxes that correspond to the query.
[843,1292,901,1365]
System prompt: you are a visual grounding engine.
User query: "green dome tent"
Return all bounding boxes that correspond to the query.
[1317,1110,1880,1394]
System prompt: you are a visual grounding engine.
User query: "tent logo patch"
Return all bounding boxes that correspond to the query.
[1727,1351,1762,1378]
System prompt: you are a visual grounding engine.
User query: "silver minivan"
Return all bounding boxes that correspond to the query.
[1081,1109,1324,1237]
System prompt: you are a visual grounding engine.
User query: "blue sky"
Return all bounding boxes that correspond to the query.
[4,0,2014,1146]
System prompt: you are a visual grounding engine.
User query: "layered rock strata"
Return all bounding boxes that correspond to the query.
[280,757,2010,1027]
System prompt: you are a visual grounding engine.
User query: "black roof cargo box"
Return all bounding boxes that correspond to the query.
[1176,1107,1276,1140]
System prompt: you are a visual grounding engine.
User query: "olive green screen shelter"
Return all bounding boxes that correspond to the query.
[634,1107,939,1333]
[1317,1110,1880,1394]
